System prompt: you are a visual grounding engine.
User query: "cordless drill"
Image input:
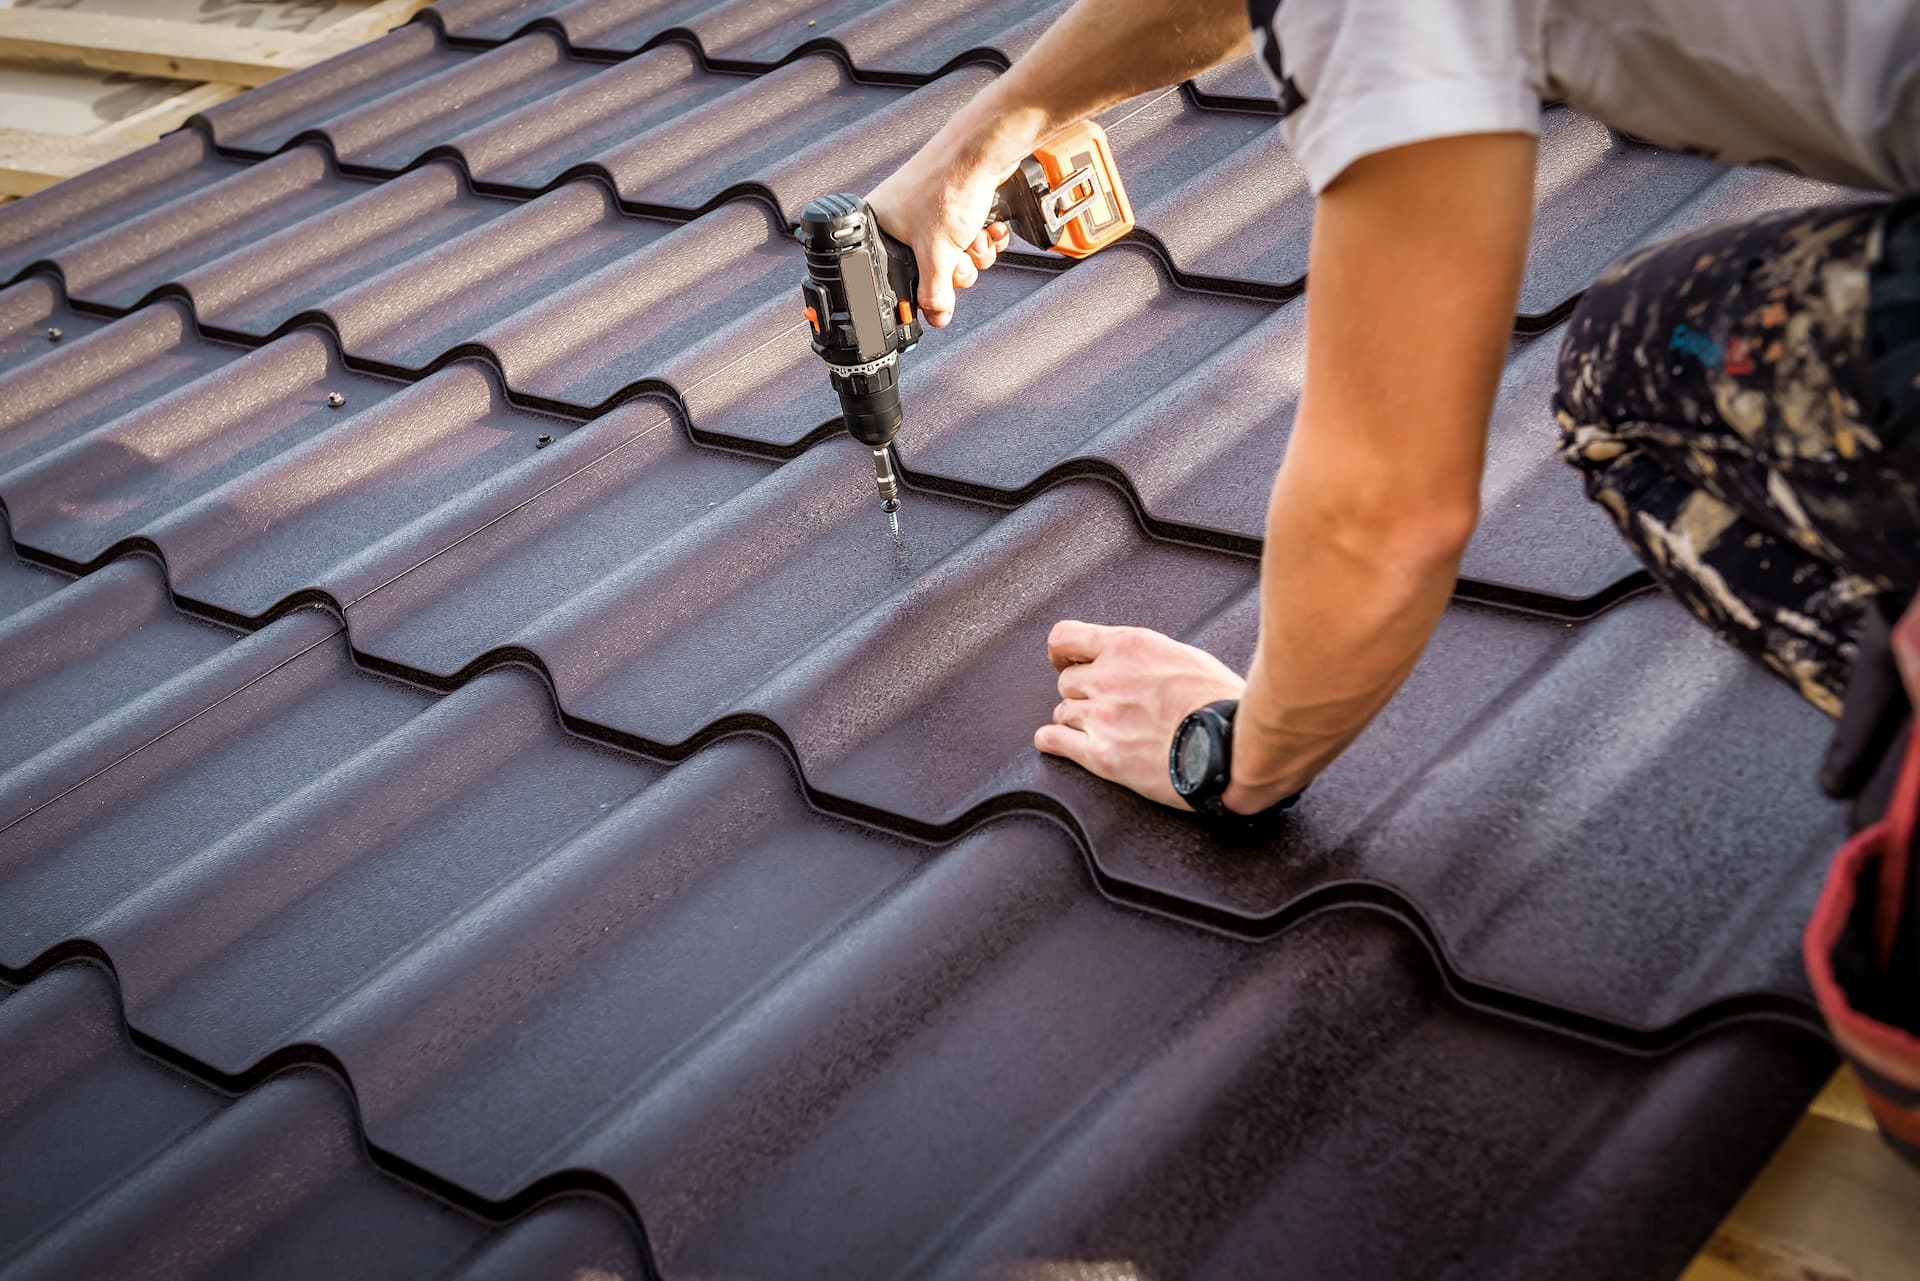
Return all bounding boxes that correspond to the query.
[797,122,1134,534]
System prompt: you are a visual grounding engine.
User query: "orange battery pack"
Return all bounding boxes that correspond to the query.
[1028,120,1135,257]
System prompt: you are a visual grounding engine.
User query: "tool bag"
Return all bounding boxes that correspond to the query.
[1806,665,1920,1167]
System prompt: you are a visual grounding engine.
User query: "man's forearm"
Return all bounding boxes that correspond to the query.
[934,0,1251,176]
[1223,133,1537,810]
[1231,457,1467,801]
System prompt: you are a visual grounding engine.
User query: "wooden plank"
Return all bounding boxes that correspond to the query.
[1810,1066,1878,1132]
[1680,1108,1920,1281]
[0,125,132,196]
[90,82,245,147]
[0,10,360,88]
[323,0,439,42]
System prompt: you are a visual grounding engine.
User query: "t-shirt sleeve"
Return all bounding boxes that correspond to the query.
[1248,0,1543,193]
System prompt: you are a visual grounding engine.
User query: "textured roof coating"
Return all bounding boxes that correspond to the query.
[0,6,1854,1278]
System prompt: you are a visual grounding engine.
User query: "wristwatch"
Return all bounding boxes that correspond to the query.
[1169,699,1303,825]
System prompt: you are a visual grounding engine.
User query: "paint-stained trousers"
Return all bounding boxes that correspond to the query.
[1556,196,1920,716]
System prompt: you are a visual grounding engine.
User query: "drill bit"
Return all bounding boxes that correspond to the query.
[872,445,902,537]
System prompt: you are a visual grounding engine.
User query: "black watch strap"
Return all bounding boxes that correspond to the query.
[1171,699,1304,829]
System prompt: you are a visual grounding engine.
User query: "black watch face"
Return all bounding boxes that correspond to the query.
[1174,719,1214,793]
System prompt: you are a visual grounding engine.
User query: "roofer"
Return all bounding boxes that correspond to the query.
[868,0,1920,821]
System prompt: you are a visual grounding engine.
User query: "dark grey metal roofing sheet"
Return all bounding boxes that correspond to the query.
[0,665,1833,1277]
[422,0,1071,72]
[0,965,648,1281]
[0,278,104,377]
[172,30,1786,323]
[0,10,1860,1278]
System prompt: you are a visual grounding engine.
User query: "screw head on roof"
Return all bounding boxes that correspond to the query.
[807,18,815,24]
[327,391,345,408]
[46,326,61,342]
[536,433,553,449]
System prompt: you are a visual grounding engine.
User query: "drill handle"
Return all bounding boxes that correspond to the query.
[875,222,921,334]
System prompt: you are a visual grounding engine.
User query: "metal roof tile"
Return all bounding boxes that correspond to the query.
[0,15,1861,1277]
[0,532,63,625]
[190,21,470,159]
[0,683,1833,1279]
[0,278,104,377]
[0,132,233,284]
[0,329,400,578]
[50,147,373,312]
[0,559,233,783]
[0,965,649,1281]
[0,300,241,477]
[174,162,518,337]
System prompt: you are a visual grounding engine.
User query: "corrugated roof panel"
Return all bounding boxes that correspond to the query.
[351,434,1002,718]
[183,38,1765,328]
[0,607,398,921]
[425,0,719,51]
[0,533,64,625]
[0,559,235,782]
[187,21,471,160]
[221,31,590,172]
[0,132,237,283]
[323,395,1838,1028]
[891,243,1275,490]
[0,329,401,576]
[171,163,519,338]
[804,0,1067,77]
[420,0,1075,78]
[0,278,103,378]
[0,965,649,1281]
[45,147,379,313]
[0,679,1835,1281]
[0,300,243,477]
[0,966,226,1264]
[416,44,745,194]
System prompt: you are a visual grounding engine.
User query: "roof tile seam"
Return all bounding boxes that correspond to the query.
[407,4,1292,107]
[4,132,1588,343]
[0,955,669,1281]
[0,549,1827,1049]
[0,273,1639,620]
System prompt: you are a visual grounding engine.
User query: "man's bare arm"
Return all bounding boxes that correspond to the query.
[867,0,1249,326]
[1038,133,1536,813]
[1228,132,1537,807]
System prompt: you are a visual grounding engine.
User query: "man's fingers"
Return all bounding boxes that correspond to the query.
[1052,698,1090,730]
[1057,664,1095,700]
[987,221,1011,250]
[919,240,961,327]
[1047,619,1114,671]
[965,230,998,273]
[953,255,979,290]
[1033,722,1092,768]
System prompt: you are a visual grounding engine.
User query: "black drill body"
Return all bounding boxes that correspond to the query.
[797,194,921,529]
[798,160,1088,532]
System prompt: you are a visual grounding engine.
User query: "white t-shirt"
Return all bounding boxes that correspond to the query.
[1248,0,1920,194]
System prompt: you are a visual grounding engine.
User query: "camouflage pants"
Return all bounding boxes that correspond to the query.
[1556,197,1920,717]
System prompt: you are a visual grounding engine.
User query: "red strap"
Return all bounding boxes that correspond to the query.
[1875,724,1920,964]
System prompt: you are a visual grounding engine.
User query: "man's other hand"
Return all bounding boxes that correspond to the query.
[1035,620,1245,811]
